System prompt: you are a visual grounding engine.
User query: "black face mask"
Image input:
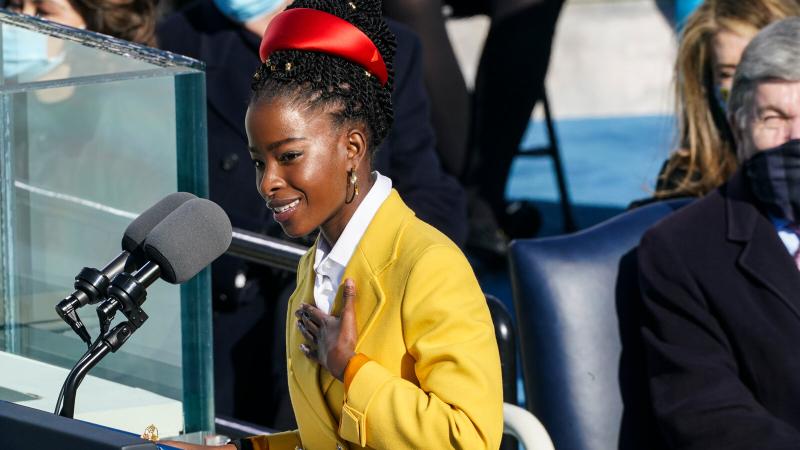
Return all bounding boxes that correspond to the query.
[744,139,800,223]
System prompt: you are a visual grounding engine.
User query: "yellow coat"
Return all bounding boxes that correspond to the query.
[246,190,503,450]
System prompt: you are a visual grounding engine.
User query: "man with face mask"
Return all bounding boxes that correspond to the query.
[638,17,800,449]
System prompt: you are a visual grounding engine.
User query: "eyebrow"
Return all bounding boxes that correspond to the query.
[249,137,306,154]
[758,106,790,117]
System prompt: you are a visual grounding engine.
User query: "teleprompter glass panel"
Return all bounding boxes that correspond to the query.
[0,10,211,435]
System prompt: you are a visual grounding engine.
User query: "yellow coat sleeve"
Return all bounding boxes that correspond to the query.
[342,244,504,449]
[241,430,301,450]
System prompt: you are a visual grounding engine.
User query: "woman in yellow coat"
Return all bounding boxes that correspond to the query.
[166,0,503,448]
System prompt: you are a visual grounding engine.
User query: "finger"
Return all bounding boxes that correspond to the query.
[299,314,320,336]
[300,343,318,362]
[341,278,357,326]
[342,278,357,304]
[301,303,327,326]
[296,320,317,342]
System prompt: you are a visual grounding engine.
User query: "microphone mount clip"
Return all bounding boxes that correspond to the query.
[55,266,113,347]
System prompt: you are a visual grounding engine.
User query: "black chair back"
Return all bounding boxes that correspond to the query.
[485,294,518,450]
[509,198,692,450]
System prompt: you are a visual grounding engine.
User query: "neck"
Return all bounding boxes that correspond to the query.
[320,171,377,246]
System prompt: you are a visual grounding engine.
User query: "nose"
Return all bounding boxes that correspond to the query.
[258,160,284,199]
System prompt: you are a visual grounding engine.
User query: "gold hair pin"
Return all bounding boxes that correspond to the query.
[285,62,293,71]
[348,2,356,10]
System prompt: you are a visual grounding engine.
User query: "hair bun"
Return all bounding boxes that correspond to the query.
[252,0,396,152]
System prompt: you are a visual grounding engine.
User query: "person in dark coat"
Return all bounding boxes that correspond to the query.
[638,17,800,449]
[157,0,468,428]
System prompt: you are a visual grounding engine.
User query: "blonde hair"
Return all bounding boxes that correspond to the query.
[656,0,800,198]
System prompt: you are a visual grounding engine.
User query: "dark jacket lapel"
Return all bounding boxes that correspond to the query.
[726,171,800,321]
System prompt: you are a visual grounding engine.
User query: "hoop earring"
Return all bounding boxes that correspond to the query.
[345,168,359,204]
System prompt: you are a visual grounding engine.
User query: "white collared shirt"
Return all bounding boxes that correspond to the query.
[777,228,800,257]
[312,171,392,313]
[771,216,800,257]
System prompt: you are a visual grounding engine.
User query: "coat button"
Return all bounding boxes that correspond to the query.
[336,445,343,450]
[221,153,239,171]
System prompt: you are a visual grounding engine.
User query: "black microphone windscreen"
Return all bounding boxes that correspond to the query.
[122,192,197,252]
[144,198,232,284]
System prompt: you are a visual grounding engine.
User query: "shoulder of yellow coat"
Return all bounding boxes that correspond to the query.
[357,189,462,275]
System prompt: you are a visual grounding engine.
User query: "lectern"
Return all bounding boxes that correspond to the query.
[0,8,212,436]
[0,400,177,449]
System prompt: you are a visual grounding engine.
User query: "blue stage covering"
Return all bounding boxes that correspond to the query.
[512,115,674,207]
[507,114,675,234]
[479,113,677,314]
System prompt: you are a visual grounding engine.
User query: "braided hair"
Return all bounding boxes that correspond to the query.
[251,0,396,154]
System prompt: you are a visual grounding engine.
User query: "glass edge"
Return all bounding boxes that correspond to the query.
[0,10,205,71]
[0,93,17,353]
[0,66,200,93]
[175,72,213,433]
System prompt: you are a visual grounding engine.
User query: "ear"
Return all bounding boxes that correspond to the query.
[345,125,369,169]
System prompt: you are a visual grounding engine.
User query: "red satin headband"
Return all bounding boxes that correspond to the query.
[259,8,388,86]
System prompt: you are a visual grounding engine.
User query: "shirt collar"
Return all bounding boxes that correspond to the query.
[313,171,393,278]
[769,214,800,256]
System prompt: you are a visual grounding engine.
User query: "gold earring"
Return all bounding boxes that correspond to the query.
[346,168,359,204]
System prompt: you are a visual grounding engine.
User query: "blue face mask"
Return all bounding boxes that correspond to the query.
[213,0,285,23]
[2,26,64,80]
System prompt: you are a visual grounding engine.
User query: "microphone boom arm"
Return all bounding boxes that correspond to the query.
[55,263,159,418]
[55,320,140,418]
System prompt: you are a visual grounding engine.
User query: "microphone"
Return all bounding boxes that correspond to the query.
[55,192,197,345]
[120,192,200,271]
[96,198,232,325]
[55,199,230,419]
